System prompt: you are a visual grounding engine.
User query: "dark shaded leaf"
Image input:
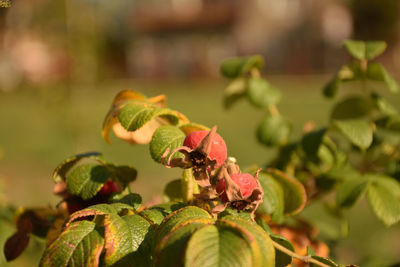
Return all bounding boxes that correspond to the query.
[109,193,142,211]
[163,179,183,202]
[331,97,372,120]
[323,76,340,98]
[337,178,370,208]
[301,128,327,161]
[4,232,30,262]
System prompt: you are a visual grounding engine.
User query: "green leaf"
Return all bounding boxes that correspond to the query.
[365,41,387,60]
[343,40,366,60]
[223,78,247,109]
[40,220,100,266]
[366,175,400,226]
[257,115,291,147]
[220,55,264,79]
[330,96,372,120]
[220,57,247,78]
[301,128,327,161]
[366,62,400,93]
[52,152,104,183]
[66,164,112,200]
[69,228,104,267]
[163,179,183,202]
[310,256,339,267]
[270,234,294,267]
[66,203,134,227]
[220,216,275,267]
[323,76,340,98]
[332,119,373,149]
[139,203,186,226]
[343,40,386,60]
[338,62,363,82]
[157,206,213,242]
[155,223,209,266]
[150,125,185,163]
[104,213,154,266]
[337,178,370,208]
[257,173,284,223]
[118,102,179,132]
[242,55,265,74]
[184,225,219,267]
[266,169,307,215]
[107,164,137,185]
[109,193,142,211]
[370,92,398,115]
[247,78,281,108]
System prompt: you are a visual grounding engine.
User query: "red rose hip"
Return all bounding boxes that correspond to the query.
[99,180,120,195]
[216,173,257,202]
[183,130,227,167]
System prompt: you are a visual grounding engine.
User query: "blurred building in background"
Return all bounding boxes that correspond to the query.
[0,0,399,89]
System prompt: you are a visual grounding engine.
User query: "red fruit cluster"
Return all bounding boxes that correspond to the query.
[216,173,258,202]
[99,179,120,195]
[183,130,227,167]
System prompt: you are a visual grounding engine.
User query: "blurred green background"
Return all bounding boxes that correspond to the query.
[1,0,400,266]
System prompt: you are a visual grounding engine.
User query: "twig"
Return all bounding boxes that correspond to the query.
[272,240,331,267]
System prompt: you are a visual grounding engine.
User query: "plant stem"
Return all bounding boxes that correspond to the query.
[271,240,331,267]
[268,105,280,116]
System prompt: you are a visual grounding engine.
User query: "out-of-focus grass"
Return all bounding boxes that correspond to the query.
[1,76,400,266]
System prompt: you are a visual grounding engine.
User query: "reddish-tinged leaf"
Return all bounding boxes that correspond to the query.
[4,232,30,262]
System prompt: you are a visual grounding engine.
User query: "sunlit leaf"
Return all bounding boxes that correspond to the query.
[104,213,154,266]
[66,164,112,200]
[118,102,179,132]
[52,152,104,183]
[367,62,400,93]
[370,92,398,115]
[247,78,281,108]
[266,169,307,215]
[343,40,386,60]
[257,173,284,223]
[149,125,185,163]
[332,119,373,149]
[40,220,101,267]
[366,174,400,226]
[179,123,209,135]
[257,115,291,147]
[66,203,134,228]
